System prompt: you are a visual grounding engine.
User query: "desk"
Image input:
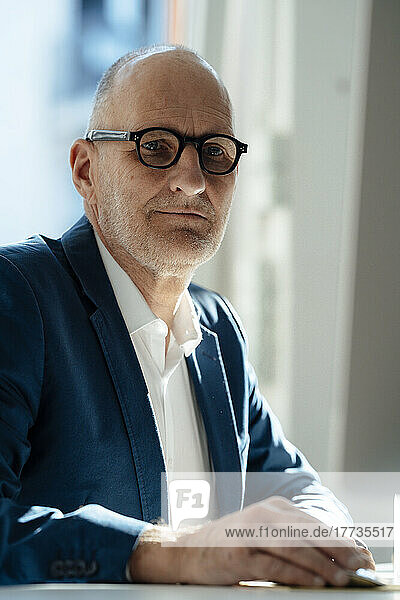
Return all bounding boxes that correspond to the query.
[0,566,397,599]
[0,583,400,600]
[0,582,399,599]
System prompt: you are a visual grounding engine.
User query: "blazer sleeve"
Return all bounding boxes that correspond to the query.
[218,293,353,528]
[0,255,150,585]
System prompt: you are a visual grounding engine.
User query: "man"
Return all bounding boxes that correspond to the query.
[0,45,373,586]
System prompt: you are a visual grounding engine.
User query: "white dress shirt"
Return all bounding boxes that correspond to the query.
[94,231,217,525]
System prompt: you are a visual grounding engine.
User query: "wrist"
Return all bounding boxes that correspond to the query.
[128,526,177,583]
[128,524,201,583]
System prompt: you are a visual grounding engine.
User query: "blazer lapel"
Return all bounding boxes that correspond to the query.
[61,215,166,522]
[186,325,244,517]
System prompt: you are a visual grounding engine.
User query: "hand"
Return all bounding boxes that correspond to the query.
[129,496,374,586]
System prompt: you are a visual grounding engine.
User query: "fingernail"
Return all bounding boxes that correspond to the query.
[334,570,349,586]
[313,576,325,586]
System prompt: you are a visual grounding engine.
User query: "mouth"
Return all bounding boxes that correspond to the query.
[154,209,208,220]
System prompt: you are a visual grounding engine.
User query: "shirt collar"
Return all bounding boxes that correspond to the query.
[94,231,202,357]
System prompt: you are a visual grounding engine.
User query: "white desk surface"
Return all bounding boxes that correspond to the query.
[0,582,399,599]
[0,566,397,599]
[1,583,400,599]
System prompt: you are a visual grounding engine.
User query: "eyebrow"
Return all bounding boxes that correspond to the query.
[131,125,235,138]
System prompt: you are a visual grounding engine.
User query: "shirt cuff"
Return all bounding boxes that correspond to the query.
[124,524,154,582]
[125,560,133,582]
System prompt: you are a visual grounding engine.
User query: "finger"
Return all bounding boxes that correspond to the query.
[356,547,376,570]
[248,550,326,587]
[257,544,350,587]
[318,543,373,571]
[331,538,375,570]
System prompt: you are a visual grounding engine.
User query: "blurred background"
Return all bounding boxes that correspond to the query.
[0,0,398,481]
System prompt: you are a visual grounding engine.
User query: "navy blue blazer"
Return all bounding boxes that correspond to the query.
[0,215,350,584]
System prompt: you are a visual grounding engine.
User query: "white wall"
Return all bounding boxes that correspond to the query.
[344,0,400,472]
[290,0,373,470]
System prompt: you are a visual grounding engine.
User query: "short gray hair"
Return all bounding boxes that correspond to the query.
[86,44,230,134]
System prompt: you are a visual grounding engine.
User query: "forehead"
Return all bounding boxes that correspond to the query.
[109,53,233,135]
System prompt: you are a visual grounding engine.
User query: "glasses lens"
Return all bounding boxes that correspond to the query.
[202,136,237,173]
[139,130,179,167]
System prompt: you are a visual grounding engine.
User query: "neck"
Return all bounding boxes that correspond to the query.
[94,225,192,332]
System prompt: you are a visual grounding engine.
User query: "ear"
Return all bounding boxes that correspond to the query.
[70,139,97,204]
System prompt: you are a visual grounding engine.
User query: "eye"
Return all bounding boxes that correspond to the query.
[142,140,162,152]
[204,145,224,157]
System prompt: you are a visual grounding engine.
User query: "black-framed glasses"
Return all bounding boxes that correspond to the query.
[85,127,248,175]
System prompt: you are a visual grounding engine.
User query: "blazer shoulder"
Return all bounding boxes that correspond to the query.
[0,233,72,287]
[0,234,58,272]
[188,282,247,347]
[189,282,229,324]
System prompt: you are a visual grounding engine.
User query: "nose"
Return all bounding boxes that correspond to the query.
[167,143,206,196]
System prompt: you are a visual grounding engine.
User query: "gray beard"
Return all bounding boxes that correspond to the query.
[97,190,230,278]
